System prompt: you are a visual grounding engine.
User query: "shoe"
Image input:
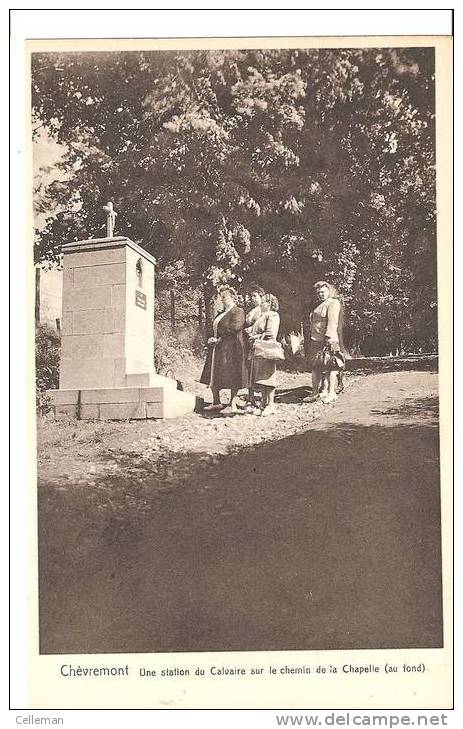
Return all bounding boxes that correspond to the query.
[244,403,259,413]
[203,403,225,412]
[221,403,242,415]
[321,392,337,404]
[302,394,319,404]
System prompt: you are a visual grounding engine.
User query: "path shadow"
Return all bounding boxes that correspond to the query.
[198,385,314,409]
[275,385,312,404]
[198,406,249,419]
[371,395,439,420]
[38,409,442,656]
[347,355,438,374]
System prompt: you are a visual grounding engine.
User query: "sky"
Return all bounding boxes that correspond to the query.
[33,126,67,231]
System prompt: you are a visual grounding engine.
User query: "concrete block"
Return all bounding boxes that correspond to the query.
[81,387,141,404]
[48,385,198,420]
[79,404,100,419]
[125,355,153,373]
[114,357,129,386]
[112,307,126,332]
[64,247,126,269]
[72,309,115,336]
[73,263,126,288]
[63,286,112,312]
[124,359,155,378]
[61,311,73,335]
[125,334,154,368]
[111,284,126,307]
[125,373,152,387]
[146,402,164,419]
[99,402,147,420]
[47,389,79,405]
[59,358,116,389]
[63,267,74,289]
[125,373,178,389]
[61,333,125,360]
[54,404,78,418]
[138,387,164,403]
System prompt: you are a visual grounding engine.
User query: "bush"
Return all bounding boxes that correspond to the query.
[36,323,60,414]
[154,321,205,382]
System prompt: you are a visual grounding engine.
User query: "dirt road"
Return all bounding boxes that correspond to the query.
[38,366,442,654]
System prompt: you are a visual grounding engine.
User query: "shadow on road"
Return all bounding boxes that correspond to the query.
[371,395,439,420]
[347,355,438,374]
[38,392,442,655]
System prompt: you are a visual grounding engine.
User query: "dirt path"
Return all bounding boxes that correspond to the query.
[38,366,442,654]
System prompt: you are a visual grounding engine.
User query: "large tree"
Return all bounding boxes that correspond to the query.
[32,46,436,351]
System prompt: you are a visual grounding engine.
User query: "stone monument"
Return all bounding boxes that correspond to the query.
[47,203,199,420]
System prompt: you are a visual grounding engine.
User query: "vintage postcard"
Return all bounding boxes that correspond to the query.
[25,33,452,710]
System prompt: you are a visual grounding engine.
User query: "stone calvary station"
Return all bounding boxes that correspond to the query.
[47,202,198,420]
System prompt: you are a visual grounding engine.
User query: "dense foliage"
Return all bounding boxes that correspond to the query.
[35,323,61,413]
[32,47,437,353]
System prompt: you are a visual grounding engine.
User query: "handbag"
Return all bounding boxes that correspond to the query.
[253,338,285,361]
[285,331,304,356]
[314,345,345,373]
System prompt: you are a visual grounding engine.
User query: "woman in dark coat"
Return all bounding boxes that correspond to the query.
[200,285,248,412]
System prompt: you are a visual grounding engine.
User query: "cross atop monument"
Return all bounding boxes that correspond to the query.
[103,201,117,238]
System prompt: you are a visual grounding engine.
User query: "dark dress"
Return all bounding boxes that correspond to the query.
[200,305,248,390]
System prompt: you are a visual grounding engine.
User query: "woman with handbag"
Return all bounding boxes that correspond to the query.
[200,285,248,413]
[248,293,282,417]
[244,285,265,408]
[303,280,344,404]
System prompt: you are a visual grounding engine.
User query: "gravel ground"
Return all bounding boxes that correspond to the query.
[37,361,442,654]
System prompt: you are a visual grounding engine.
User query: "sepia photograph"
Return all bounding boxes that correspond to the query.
[31,38,447,666]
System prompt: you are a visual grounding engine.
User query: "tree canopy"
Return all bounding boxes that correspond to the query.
[32,47,437,352]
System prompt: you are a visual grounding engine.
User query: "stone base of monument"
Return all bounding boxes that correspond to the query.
[47,375,202,420]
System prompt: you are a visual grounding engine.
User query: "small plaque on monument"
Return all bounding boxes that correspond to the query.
[135,290,147,309]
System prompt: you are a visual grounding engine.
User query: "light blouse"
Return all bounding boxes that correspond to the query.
[310,298,341,342]
[251,310,280,340]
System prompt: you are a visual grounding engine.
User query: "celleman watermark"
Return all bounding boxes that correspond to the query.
[16,717,64,725]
